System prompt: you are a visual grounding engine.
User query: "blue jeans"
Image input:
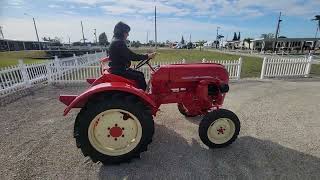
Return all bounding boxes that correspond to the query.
[111,68,147,90]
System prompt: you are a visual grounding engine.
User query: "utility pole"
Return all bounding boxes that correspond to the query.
[24,13,41,49]
[93,29,97,44]
[216,26,220,48]
[146,31,149,44]
[81,21,86,45]
[0,26,4,39]
[273,12,282,52]
[154,5,157,49]
[189,34,191,43]
[33,17,40,48]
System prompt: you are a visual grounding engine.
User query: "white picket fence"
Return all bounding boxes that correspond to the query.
[4,53,316,97]
[0,51,106,96]
[0,55,243,96]
[201,57,242,80]
[260,56,313,79]
[50,53,104,83]
[54,57,243,84]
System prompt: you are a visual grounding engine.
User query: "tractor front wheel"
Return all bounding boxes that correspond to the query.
[74,93,154,165]
[199,109,240,148]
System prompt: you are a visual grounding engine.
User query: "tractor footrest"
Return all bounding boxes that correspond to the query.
[86,78,96,84]
[59,95,77,106]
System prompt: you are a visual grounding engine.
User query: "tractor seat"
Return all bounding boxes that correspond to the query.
[99,56,138,88]
[103,70,138,87]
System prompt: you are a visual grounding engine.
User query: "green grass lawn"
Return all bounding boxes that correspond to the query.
[134,48,263,78]
[0,51,47,68]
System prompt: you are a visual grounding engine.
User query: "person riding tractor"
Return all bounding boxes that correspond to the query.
[108,21,157,91]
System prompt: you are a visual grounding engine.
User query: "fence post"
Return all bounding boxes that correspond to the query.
[54,56,61,79]
[236,57,242,80]
[182,59,186,63]
[260,57,267,79]
[45,62,52,84]
[202,58,206,63]
[304,55,312,77]
[73,53,79,67]
[18,59,31,87]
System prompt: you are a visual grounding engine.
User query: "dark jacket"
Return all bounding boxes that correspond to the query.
[109,38,148,71]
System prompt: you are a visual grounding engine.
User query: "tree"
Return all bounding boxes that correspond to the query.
[42,37,50,41]
[42,36,62,46]
[130,40,141,48]
[187,42,194,49]
[181,36,185,44]
[148,40,154,46]
[72,41,82,46]
[232,32,237,41]
[217,35,224,40]
[238,32,241,40]
[99,32,109,46]
[311,15,320,50]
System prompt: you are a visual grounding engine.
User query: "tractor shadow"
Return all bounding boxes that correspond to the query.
[184,115,203,125]
[98,124,320,180]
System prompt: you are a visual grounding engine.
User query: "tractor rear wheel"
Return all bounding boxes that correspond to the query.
[74,93,154,165]
[177,103,197,117]
[199,109,240,148]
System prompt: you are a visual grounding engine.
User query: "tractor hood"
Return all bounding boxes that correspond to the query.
[151,63,229,86]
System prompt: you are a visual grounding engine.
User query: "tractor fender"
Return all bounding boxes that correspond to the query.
[62,82,157,116]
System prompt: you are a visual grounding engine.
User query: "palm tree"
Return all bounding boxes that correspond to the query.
[312,15,320,35]
[311,15,320,50]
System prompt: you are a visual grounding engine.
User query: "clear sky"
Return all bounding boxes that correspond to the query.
[0,0,319,43]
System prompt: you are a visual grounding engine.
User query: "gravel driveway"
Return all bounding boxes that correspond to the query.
[0,80,320,180]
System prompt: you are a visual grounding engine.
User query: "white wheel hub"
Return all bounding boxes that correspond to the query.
[88,109,142,156]
[207,118,235,144]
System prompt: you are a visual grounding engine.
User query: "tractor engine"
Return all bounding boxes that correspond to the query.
[151,63,229,115]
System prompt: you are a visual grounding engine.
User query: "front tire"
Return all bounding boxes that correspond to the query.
[74,93,154,164]
[199,109,240,148]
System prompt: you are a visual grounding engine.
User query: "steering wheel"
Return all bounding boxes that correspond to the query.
[135,58,151,69]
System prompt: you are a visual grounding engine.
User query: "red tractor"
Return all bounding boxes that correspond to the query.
[59,57,240,164]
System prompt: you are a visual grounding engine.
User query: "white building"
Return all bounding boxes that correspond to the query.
[251,37,320,52]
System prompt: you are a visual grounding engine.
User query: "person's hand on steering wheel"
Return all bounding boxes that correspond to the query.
[135,52,157,69]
